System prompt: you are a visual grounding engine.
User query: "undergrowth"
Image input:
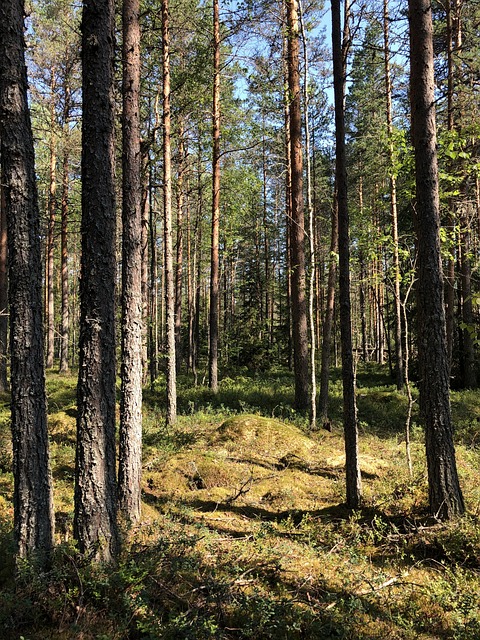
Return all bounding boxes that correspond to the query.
[0,365,479,639]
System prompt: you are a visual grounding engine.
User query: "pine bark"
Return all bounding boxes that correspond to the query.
[408,0,464,519]
[332,0,362,508]
[0,0,55,562]
[163,0,177,425]
[74,0,119,560]
[286,0,309,412]
[119,0,143,523]
[0,176,8,391]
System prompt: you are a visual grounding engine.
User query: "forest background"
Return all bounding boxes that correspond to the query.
[0,0,480,638]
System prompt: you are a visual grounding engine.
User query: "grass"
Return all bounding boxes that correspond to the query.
[0,365,479,639]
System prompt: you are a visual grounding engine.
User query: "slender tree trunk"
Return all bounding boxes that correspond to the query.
[175,122,185,371]
[383,0,403,391]
[444,0,460,373]
[0,174,8,391]
[319,197,338,424]
[298,0,317,428]
[59,147,70,373]
[408,0,464,519]
[163,0,177,425]
[459,207,477,388]
[287,0,309,412]
[0,0,55,563]
[209,0,221,391]
[119,0,143,523]
[46,72,57,369]
[332,0,362,508]
[149,166,158,386]
[141,149,150,384]
[359,252,367,362]
[74,0,119,560]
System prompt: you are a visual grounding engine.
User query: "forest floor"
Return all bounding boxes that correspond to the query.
[0,365,480,639]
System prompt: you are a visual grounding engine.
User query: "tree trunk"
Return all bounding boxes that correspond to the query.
[383,0,404,391]
[163,0,177,425]
[209,0,221,392]
[458,206,477,388]
[319,196,338,423]
[59,147,70,374]
[119,0,143,523]
[0,0,55,563]
[74,0,119,561]
[332,0,362,508]
[46,72,57,370]
[0,173,8,391]
[298,2,317,429]
[408,0,464,519]
[175,122,186,371]
[286,0,309,412]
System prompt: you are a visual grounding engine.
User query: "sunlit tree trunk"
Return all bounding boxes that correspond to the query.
[287,0,309,412]
[46,69,57,369]
[408,0,464,519]
[209,0,221,391]
[163,0,177,425]
[0,0,55,563]
[119,0,143,523]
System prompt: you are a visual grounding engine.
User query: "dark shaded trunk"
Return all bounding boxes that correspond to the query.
[319,197,338,423]
[458,207,477,388]
[0,0,55,563]
[119,0,143,523]
[175,123,185,371]
[0,175,8,391]
[74,0,119,560]
[332,0,362,508]
[408,0,464,519]
[287,0,309,412]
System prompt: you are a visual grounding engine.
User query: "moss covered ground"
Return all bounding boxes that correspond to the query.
[0,365,479,639]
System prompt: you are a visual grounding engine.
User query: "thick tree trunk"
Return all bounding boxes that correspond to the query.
[163,0,177,425]
[0,176,8,391]
[332,0,362,509]
[119,0,143,523]
[209,0,221,392]
[0,0,55,562]
[408,0,464,519]
[74,0,119,560]
[286,0,309,412]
